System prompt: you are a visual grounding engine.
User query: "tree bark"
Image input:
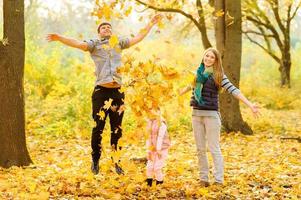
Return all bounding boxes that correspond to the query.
[216,0,253,134]
[279,58,291,87]
[0,0,32,168]
[280,23,291,87]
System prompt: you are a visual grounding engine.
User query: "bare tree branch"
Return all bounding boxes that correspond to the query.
[134,0,199,27]
[134,0,212,48]
[258,26,273,53]
[269,0,286,34]
[245,33,280,64]
[289,1,301,21]
[242,30,274,38]
[246,16,283,49]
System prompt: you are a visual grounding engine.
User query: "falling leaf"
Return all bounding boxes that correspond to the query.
[1,37,9,46]
[97,110,105,120]
[109,35,119,48]
[157,21,165,29]
[215,9,225,17]
[103,98,113,110]
[124,6,132,17]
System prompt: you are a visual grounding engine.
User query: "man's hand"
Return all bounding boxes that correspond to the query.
[128,14,163,47]
[46,33,88,51]
[46,33,61,42]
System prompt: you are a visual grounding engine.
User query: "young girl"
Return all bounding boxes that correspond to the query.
[145,112,171,187]
[180,48,259,186]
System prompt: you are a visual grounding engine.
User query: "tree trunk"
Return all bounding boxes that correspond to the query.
[0,0,32,168]
[279,37,291,87]
[216,0,253,134]
[279,62,291,88]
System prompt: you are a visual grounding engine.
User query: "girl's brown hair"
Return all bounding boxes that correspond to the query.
[201,47,224,89]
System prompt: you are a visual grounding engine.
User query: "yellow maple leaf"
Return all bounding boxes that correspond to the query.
[103,98,113,110]
[97,110,105,120]
[124,6,132,16]
[215,9,225,17]
[157,20,165,29]
[126,183,136,193]
[117,105,125,115]
[197,187,209,196]
[103,4,112,20]
[102,44,110,51]
[109,35,119,48]
[160,66,180,80]
[28,182,37,193]
[118,87,126,93]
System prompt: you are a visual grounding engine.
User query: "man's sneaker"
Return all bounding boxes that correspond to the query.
[91,160,99,175]
[114,163,124,175]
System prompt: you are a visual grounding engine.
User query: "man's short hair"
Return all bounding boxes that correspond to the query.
[97,22,112,33]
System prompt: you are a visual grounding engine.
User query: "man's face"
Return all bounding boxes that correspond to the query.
[98,24,112,38]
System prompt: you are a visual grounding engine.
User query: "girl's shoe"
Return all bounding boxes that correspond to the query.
[156,180,163,185]
[146,178,153,187]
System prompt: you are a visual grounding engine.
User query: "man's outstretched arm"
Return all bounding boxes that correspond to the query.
[128,14,162,47]
[46,34,88,51]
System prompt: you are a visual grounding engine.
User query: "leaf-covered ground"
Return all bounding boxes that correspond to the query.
[1,109,300,199]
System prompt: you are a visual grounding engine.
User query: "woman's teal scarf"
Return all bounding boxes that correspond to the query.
[194,63,213,105]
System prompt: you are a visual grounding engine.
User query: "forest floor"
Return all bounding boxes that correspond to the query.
[0,109,300,199]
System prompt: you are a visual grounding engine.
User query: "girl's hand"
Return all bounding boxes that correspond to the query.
[156,150,162,159]
[147,152,153,161]
[150,14,163,26]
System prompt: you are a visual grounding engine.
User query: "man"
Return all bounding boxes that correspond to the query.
[47,14,162,175]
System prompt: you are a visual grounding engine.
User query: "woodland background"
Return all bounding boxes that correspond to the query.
[0,0,300,199]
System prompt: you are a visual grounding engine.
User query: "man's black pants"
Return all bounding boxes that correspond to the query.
[91,85,124,162]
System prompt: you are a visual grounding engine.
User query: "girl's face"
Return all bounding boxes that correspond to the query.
[203,51,216,67]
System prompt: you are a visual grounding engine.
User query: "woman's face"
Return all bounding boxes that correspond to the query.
[203,51,216,67]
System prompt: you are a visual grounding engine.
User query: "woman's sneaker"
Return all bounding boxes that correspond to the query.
[199,180,210,187]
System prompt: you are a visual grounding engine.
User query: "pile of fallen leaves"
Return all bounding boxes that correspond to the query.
[1,109,300,199]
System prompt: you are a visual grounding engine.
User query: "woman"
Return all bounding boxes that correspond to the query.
[179,48,259,186]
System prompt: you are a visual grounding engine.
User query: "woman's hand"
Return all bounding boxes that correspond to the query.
[249,103,260,118]
[178,86,192,96]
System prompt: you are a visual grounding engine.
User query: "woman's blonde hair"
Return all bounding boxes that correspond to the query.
[201,47,224,89]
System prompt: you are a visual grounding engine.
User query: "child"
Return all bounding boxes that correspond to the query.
[179,47,259,186]
[145,114,171,187]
